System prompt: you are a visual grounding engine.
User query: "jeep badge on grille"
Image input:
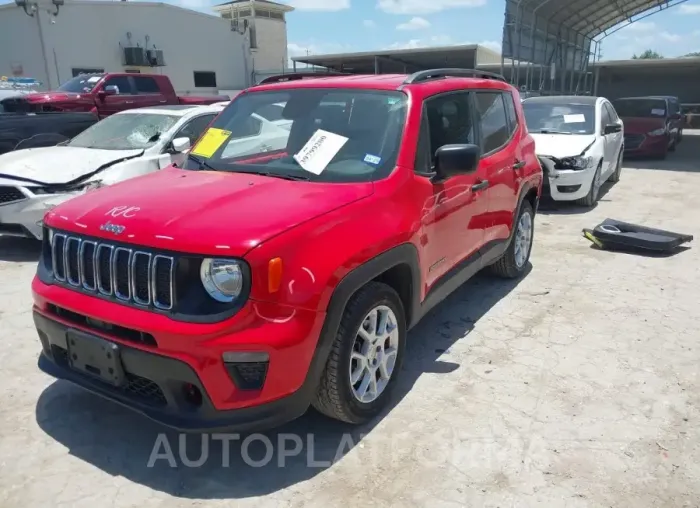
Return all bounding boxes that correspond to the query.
[100,222,126,235]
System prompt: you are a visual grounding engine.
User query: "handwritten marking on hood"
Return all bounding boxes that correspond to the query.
[105,206,140,218]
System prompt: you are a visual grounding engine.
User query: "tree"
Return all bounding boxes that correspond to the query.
[632,49,664,59]
[683,51,700,57]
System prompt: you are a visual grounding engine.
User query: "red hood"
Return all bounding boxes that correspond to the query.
[23,91,83,103]
[44,167,373,257]
[620,116,665,134]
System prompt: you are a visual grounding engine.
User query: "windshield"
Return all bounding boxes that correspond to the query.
[522,101,596,135]
[612,99,666,118]
[182,88,409,183]
[67,113,180,150]
[57,74,104,94]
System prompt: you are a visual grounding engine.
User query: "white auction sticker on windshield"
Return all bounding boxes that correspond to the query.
[563,114,586,123]
[651,109,665,116]
[294,129,348,175]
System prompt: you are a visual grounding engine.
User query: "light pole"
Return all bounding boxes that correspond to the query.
[15,0,63,89]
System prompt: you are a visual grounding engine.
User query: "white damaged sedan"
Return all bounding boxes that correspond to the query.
[522,95,624,207]
[0,104,225,240]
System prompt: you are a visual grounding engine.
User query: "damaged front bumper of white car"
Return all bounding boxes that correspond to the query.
[0,181,102,240]
[538,155,597,202]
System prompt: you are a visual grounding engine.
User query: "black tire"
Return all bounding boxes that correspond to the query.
[575,162,602,207]
[312,281,406,424]
[607,150,623,183]
[489,200,534,279]
[669,138,677,152]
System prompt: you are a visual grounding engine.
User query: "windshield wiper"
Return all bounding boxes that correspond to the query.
[241,170,309,181]
[187,154,218,171]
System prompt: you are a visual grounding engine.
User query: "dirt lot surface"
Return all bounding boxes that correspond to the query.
[1,133,699,508]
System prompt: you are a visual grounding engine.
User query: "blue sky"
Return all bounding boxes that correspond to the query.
[274,0,700,61]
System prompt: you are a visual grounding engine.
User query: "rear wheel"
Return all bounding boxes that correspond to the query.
[489,200,534,279]
[575,162,602,207]
[313,282,406,424]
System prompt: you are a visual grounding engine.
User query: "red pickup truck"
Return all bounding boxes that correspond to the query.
[2,73,228,118]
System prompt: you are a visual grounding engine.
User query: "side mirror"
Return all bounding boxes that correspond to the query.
[433,144,481,182]
[171,137,191,153]
[604,123,621,134]
[98,85,119,99]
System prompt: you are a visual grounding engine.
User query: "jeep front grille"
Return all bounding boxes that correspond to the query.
[50,233,174,310]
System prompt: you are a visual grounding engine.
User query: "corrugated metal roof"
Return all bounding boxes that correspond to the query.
[518,0,679,37]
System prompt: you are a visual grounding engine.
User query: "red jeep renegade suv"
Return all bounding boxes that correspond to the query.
[32,69,542,431]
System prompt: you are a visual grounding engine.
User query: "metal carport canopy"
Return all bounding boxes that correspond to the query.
[518,0,688,37]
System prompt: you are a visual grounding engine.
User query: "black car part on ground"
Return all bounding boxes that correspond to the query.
[582,218,693,253]
[0,111,98,155]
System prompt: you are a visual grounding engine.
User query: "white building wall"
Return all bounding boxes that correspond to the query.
[0,1,252,93]
[250,16,288,73]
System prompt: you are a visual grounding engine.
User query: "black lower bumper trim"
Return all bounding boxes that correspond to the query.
[34,311,311,432]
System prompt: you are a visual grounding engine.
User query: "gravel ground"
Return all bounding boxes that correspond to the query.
[1,132,699,508]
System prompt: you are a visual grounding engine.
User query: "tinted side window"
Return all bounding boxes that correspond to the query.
[422,92,474,167]
[600,103,611,129]
[503,92,518,136]
[604,102,618,122]
[103,76,133,94]
[134,76,160,93]
[475,92,509,154]
[174,114,216,145]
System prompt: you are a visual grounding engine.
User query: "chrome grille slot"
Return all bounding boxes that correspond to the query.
[96,244,114,295]
[79,241,97,291]
[112,248,133,301]
[131,252,152,305]
[49,232,175,311]
[152,255,174,310]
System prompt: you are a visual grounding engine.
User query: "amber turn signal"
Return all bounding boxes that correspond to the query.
[268,257,283,293]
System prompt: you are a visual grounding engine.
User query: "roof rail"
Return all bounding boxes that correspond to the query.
[403,68,507,85]
[258,72,350,85]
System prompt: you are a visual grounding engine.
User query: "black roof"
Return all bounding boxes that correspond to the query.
[215,0,287,6]
[522,95,598,105]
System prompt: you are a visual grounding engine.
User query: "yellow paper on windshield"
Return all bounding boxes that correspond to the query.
[191,128,232,158]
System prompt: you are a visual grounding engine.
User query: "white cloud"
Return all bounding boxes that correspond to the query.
[396,16,431,30]
[388,35,501,52]
[660,31,682,42]
[378,0,486,15]
[694,29,700,37]
[621,21,656,32]
[286,0,350,11]
[679,3,700,14]
[363,19,377,28]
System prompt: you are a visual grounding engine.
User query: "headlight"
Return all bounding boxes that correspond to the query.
[647,128,666,136]
[200,258,245,303]
[563,155,593,170]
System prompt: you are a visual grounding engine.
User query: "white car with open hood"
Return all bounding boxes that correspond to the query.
[522,95,624,207]
[0,104,227,240]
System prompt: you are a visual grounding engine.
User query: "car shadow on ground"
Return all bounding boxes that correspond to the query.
[537,182,615,216]
[35,265,531,500]
[0,236,41,262]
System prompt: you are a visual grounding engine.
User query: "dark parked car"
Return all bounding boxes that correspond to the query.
[0,111,98,155]
[612,96,684,159]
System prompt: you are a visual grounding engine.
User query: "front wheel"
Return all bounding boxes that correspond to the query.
[489,200,534,279]
[313,282,406,424]
[608,150,623,183]
[575,163,602,207]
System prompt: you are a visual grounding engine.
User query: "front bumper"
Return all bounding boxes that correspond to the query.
[0,193,75,240]
[623,133,669,156]
[545,166,597,201]
[32,278,327,431]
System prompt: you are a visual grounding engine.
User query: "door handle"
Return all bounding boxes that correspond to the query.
[513,159,526,169]
[471,180,489,192]
[125,101,134,104]
[159,100,167,103]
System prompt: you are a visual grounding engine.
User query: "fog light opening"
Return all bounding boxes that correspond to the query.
[182,382,203,407]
